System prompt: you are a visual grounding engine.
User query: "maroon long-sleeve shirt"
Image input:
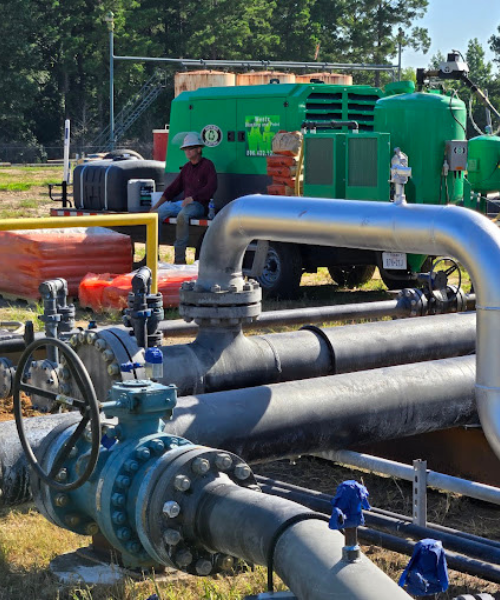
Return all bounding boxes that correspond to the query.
[162,157,217,210]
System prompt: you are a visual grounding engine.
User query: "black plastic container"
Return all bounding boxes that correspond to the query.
[73,160,165,211]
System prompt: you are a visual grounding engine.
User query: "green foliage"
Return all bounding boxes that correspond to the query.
[10,0,500,153]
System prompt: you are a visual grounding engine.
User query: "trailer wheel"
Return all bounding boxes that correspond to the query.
[257,242,303,300]
[379,256,433,290]
[328,265,375,288]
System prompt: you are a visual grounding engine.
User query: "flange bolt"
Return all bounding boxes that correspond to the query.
[163,529,182,546]
[196,559,212,576]
[176,549,193,568]
[234,464,251,480]
[215,453,232,471]
[192,457,210,475]
[162,500,181,518]
[174,474,191,492]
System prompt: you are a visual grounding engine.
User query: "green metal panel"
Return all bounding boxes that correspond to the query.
[345,133,391,201]
[165,83,384,176]
[468,135,500,194]
[374,91,467,205]
[303,136,337,198]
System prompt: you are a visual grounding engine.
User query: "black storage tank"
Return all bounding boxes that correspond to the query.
[73,160,165,211]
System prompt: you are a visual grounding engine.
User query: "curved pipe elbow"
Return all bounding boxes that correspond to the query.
[197,195,500,460]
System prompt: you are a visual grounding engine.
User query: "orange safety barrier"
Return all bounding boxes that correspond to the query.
[79,263,198,312]
[0,227,132,301]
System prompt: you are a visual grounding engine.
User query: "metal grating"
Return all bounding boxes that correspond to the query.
[305,89,382,131]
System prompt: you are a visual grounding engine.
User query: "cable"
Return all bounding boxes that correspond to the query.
[267,512,330,592]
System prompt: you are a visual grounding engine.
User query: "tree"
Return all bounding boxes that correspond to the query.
[490,25,500,67]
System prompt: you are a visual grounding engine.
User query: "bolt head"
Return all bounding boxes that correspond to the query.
[234,464,251,481]
[210,284,221,293]
[65,514,80,528]
[136,447,151,461]
[56,468,68,482]
[107,362,120,376]
[196,558,212,576]
[228,284,238,293]
[150,439,165,454]
[77,332,86,345]
[85,332,96,344]
[85,522,99,536]
[176,549,193,568]
[112,511,126,525]
[112,493,126,507]
[162,500,181,518]
[94,338,107,351]
[192,457,210,475]
[174,474,191,492]
[163,528,182,546]
[215,453,232,471]
[117,527,132,541]
[55,493,69,507]
[69,335,79,348]
[217,555,235,571]
[125,459,139,473]
[102,349,114,362]
[126,540,141,553]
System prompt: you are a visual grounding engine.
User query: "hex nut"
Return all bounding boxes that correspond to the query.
[196,559,212,576]
[234,464,251,481]
[94,339,107,352]
[176,549,193,568]
[85,332,96,345]
[163,528,182,546]
[162,500,181,518]
[215,453,232,471]
[56,468,68,482]
[65,514,80,527]
[192,457,210,475]
[69,335,79,348]
[85,522,100,536]
[107,363,120,376]
[136,447,151,461]
[174,474,191,492]
[150,439,165,454]
[55,493,69,507]
[102,349,114,362]
[217,555,235,571]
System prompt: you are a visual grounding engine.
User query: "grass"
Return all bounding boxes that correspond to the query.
[0,166,482,599]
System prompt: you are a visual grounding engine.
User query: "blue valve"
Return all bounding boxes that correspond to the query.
[399,538,449,596]
[329,480,371,530]
[120,361,143,373]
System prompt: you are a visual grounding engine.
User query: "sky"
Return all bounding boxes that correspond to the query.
[402,0,500,71]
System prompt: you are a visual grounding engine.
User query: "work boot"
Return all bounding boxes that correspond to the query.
[174,257,186,265]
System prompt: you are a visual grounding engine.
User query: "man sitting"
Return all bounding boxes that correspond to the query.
[150,132,217,264]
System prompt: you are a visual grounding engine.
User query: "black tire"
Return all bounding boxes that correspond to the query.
[257,242,303,300]
[328,265,375,288]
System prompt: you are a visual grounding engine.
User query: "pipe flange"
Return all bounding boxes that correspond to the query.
[179,280,262,324]
[29,359,60,412]
[137,446,257,575]
[398,288,428,317]
[0,358,14,399]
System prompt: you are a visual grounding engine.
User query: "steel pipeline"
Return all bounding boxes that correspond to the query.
[195,195,500,459]
[0,355,477,506]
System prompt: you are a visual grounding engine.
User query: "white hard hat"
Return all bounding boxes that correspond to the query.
[180,132,204,149]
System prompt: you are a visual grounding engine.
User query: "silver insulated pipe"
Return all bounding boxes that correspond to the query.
[195,195,500,460]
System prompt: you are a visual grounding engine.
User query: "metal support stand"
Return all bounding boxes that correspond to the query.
[412,459,428,527]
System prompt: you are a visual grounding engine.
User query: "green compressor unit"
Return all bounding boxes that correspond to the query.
[165,82,384,209]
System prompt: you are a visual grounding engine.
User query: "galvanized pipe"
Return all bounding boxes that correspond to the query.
[196,480,412,600]
[163,355,478,462]
[196,196,500,459]
[160,313,476,395]
[316,449,500,506]
[158,296,476,337]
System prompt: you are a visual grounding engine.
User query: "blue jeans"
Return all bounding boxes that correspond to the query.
[157,200,205,262]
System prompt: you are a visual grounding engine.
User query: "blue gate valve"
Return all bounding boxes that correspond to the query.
[329,480,371,562]
[399,538,449,596]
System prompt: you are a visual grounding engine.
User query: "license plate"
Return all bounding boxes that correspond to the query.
[382,252,407,270]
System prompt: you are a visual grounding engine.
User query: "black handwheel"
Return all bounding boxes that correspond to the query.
[428,257,462,300]
[13,337,101,491]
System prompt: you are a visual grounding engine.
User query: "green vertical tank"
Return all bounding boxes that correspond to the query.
[374,91,467,205]
[468,135,500,193]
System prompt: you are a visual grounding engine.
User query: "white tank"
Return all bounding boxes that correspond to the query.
[295,72,353,85]
[236,71,296,86]
[174,71,236,96]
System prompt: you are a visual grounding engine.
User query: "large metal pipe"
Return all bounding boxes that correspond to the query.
[160,312,476,395]
[0,412,79,506]
[0,356,477,507]
[196,196,500,459]
[164,355,477,462]
[197,480,412,600]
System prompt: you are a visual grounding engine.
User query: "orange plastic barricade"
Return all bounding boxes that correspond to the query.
[79,263,198,312]
[0,227,132,301]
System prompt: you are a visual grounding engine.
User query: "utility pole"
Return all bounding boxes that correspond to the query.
[105,11,115,150]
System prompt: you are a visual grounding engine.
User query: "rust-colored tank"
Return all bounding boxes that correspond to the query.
[174,71,236,96]
[295,72,352,85]
[236,71,296,86]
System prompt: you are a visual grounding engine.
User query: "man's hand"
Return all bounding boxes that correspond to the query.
[181,196,194,207]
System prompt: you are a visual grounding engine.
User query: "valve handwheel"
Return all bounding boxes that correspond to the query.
[428,257,462,300]
[13,337,101,491]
